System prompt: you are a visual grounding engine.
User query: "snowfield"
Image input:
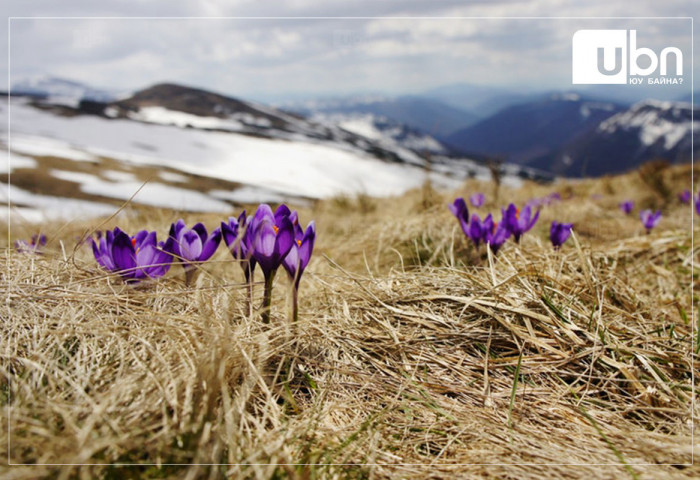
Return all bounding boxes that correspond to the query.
[2,98,455,201]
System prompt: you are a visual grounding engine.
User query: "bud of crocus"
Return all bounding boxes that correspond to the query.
[550,221,573,249]
[448,198,470,239]
[619,200,634,215]
[283,221,316,289]
[469,193,485,208]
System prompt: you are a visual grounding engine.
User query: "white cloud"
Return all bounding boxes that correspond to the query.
[0,0,695,100]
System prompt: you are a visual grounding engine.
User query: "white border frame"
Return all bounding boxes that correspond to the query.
[5,15,695,469]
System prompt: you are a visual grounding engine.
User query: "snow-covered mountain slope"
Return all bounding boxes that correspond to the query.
[532,100,699,176]
[0,81,544,222]
[312,112,448,156]
[0,97,463,222]
[11,75,127,107]
[445,93,626,165]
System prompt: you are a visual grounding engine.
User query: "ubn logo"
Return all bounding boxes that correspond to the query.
[572,30,683,84]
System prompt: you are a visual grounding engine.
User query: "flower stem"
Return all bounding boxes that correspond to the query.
[291,285,299,323]
[261,269,276,324]
[244,265,254,318]
[184,268,196,287]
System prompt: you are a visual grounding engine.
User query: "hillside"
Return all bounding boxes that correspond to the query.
[531,100,698,177]
[1,82,549,221]
[2,163,697,479]
[445,93,625,164]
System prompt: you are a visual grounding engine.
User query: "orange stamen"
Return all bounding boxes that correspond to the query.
[131,238,137,247]
[273,225,279,234]
[515,208,520,219]
[296,239,302,247]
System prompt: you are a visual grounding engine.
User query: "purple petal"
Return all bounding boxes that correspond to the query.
[199,228,221,262]
[111,231,137,273]
[192,223,208,244]
[274,216,295,263]
[179,229,203,261]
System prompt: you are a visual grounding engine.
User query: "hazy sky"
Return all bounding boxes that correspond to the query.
[0,0,696,102]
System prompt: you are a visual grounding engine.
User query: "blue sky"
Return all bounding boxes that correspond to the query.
[0,1,696,103]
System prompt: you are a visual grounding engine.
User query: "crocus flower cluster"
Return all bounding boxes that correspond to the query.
[15,234,46,254]
[220,204,316,322]
[90,203,316,322]
[92,227,174,283]
[450,199,543,255]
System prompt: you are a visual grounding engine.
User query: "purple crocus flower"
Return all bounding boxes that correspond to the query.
[468,213,485,248]
[221,211,258,316]
[448,198,470,238]
[283,219,316,322]
[283,221,316,288]
[550,221,573,249]
[503,203,539,243]
[15,234,46,254]
[249,204,295,277]
[619,200,634,215]
[481,214,510,254]
[469,193,485,208]
[678,190,691,204]
[249,204,295,323]
[221,211,256,274]
[640,210,661,233]
[695,193,700,217]
[167,219,221,285]
[92,227,173,283]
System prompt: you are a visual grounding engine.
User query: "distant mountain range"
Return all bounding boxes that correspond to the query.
[445,93,627,164]
[282,95,479,139]
[531,100,698,176]
[11,75,127,106]
[8,75,696,182]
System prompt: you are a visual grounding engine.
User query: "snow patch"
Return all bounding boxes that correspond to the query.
[79,180,233,212]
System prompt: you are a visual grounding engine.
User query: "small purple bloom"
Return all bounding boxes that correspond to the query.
[640,210,661,233]
[92,227,173,282]
[15,233,46,254]
[469,193,485,208]
[482,214,510,254]
[695,193,700,217]
[550,221,573,249]
[503,203,539,243]
[619,200,634,215]
[468,213,485,248]
[283,220,316,288]
[678,190,691,204]
[221,211,257,277]
[249,204,295,278]
[167,219,221,269]
[448,198,470,238]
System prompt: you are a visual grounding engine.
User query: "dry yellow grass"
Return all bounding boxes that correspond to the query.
[1,163,698,479]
